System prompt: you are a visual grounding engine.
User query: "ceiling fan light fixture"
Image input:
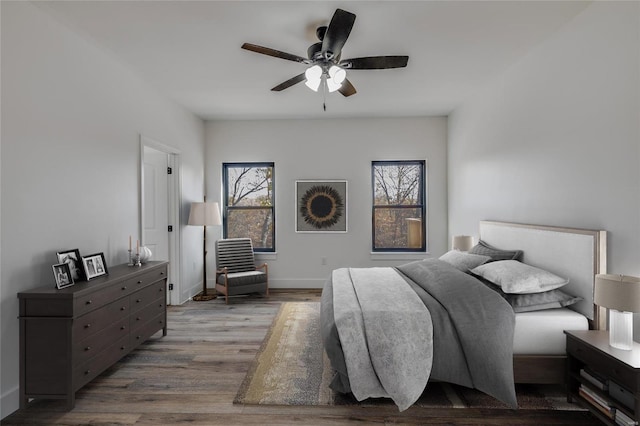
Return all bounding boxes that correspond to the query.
[328,65,346,84]
[305,65,322,91]
[326,77,342,93]
[305,78,321,92]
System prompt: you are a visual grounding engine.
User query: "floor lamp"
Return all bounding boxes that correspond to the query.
[188,201,222,301]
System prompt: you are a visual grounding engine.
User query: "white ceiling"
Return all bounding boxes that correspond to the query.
[34,1,590,120]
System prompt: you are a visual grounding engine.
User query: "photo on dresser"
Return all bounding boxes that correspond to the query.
[52,262,74,289]
[56,248,86,281]
[81,252,109,280]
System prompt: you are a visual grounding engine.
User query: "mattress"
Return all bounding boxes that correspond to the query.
[513,308,588,355]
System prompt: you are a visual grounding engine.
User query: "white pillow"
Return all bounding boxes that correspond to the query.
[439,250,491,272]
[470,260,569,294]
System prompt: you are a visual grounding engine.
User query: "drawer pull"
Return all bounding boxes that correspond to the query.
[136,299,142,303]
[159,320,163,324]
[84,324,91,329]
[120,326,126,330]
[160,271,165,275]
[85,346,91,351]
[84,370,91,375]
[120,346,126,350]
[137,280,143,284]
[136,335,141,340]
[120,306,126,311]
[136,317,141,321]
[86,300,92,305]
[121,286,127,291]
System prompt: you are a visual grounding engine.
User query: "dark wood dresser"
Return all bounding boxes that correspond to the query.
[18,261,168,410]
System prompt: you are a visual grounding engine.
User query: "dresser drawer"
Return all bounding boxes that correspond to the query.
[125,267,167,291]
[130,314,165,348]
[73,335,130,390]
[567,336,637,391]
[73,317,129,365]
[72,298,130,339]
[130,281,165,314]
[75,284,129,316]
[131,299,165,332]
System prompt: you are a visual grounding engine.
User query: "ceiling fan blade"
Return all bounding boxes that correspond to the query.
[321,9,356,59]
[340,56,409,70]
[271,73,306,91]
[338,78,357,97]
[242,43,309,64]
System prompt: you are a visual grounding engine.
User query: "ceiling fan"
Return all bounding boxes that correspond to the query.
[241,8,409,98]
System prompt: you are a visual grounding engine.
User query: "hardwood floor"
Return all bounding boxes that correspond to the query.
[3,290,599,425]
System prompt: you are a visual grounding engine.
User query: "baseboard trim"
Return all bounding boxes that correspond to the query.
[1,385,19,420]
[203,278,324,291]
[268,278,325,289]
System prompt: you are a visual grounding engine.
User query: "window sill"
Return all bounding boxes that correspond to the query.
[255,252,277,261]
[370,252,430,261]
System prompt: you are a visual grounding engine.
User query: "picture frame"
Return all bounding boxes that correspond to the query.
[295,180,348,233]
[56,248,86,282]
[81,252,109,280]
[52,263,74,289]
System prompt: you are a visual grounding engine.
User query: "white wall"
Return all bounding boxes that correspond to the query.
[205,117,448,288]
[0,2,205,418]
[448,2,640,327]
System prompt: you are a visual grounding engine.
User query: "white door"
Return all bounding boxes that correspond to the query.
[143,146,170,287]
[140,135,182,306]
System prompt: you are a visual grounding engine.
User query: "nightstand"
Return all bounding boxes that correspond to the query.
[565,330,640,425]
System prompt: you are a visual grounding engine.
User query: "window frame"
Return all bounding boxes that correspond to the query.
[371,160,426,252]
[222,162,275,252]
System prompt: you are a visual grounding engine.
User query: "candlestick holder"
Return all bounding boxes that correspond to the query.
[133,253,142,267]
[128,249,135,266]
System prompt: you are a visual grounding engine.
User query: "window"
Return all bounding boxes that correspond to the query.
[222,162,275,252]
[372,160,426,252]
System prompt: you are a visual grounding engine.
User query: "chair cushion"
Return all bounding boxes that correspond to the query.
[218,270,267,287]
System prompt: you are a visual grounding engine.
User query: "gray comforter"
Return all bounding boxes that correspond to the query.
[320,259,517,411]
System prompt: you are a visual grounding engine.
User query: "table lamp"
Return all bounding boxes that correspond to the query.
[452,235,473,251]
[594,274,640,350]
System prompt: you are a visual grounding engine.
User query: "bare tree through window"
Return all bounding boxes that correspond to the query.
[223,163,275,251]
[372,161,426,251]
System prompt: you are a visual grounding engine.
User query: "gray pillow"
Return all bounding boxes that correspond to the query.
[479,278,582,312]
[470,260,569,294]
[439,250,491,272]
[469,240,523,262]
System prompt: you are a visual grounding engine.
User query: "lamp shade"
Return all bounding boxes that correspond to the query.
[452,235,473,251]
[594,274,640,313]
[188,202,221,226]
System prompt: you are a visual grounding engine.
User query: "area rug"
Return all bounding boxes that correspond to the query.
[234,302,583,410]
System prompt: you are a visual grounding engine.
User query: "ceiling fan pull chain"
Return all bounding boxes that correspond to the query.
[323,79,327,111]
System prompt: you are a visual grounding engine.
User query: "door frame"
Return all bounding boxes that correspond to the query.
[140,134,182,306]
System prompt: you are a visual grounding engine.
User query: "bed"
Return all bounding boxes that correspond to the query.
[320,220,607,410]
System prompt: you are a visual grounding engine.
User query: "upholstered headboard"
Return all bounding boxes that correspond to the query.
[479,221,607,329]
